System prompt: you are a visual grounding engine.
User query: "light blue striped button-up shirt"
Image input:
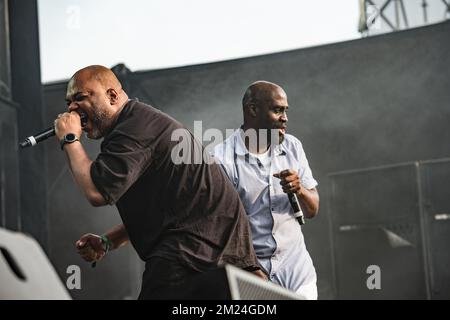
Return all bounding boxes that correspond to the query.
[212,129,318,292]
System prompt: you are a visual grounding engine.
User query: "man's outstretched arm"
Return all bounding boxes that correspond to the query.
[55,111,107,206]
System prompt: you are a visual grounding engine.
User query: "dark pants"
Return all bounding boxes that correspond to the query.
[138,257,231,300]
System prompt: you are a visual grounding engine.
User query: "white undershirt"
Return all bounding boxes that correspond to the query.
[254,148,271,168]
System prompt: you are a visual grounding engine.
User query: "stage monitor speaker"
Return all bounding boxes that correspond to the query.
[0,227,71,299]
[224,264,305,300]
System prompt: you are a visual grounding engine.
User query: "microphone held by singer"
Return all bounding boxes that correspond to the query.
[19,113,87,149]
[19,127,55,149]
[288,192,306,225]
[273,170,306,226]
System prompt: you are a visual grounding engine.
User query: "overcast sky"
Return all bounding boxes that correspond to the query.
[37,0,363,82]
[37,0,448,83]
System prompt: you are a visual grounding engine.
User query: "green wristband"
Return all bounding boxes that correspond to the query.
[100,234,112,253]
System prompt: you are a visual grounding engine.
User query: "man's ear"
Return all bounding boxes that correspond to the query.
[106,88,119,104]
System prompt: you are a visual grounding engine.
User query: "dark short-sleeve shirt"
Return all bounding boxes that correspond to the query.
[90,100,259,272]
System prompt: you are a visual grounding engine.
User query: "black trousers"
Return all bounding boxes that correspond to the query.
[138,257,231,300]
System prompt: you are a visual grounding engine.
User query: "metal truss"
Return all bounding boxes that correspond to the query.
[359,0,450,35]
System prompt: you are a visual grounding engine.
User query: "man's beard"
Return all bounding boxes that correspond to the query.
[89,106,110,139]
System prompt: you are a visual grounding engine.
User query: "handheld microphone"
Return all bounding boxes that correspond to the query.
[288,192,305,225]
[19,114,87,149]
[19,127,55,149]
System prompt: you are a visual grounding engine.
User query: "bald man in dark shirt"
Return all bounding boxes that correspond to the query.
[55,65,265,299]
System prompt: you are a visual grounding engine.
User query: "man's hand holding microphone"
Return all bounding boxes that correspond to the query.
[273,169,306,225]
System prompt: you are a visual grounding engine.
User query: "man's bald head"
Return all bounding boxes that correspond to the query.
[65,65,129,139]
[242,81,286,109]
[241,80,289,146]
[66,64,129,111]
[69,65,123,93]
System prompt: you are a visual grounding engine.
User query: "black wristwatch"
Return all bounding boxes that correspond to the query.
[60,133,79,150]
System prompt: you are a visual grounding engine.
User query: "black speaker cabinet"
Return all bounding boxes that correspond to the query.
[0,100,20,230]
[329,159,450,299]
[0,0,11,99]
[420,159,450,299]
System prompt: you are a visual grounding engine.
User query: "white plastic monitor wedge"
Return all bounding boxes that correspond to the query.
[0,227,71,299]
[225,264,306,300]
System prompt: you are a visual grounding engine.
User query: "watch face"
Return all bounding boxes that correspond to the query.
[61,133,78,150]
[66,133,76,142]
